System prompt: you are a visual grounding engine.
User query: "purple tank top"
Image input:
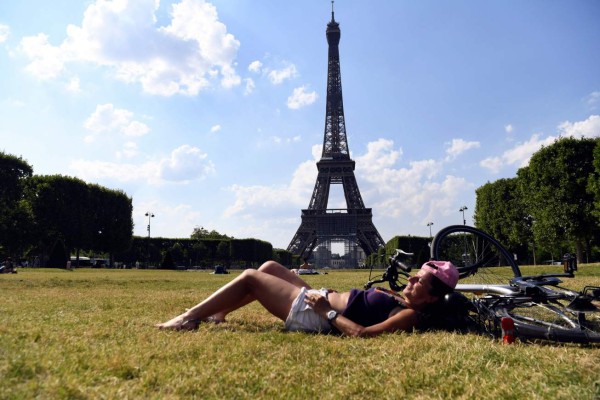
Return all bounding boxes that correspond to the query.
[341,287,405,327]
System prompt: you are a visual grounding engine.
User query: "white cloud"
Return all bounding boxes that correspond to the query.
[479,115,599,174]
[18,0,241,96]
[122,120,150,137]
[210,124,221,133]
[243,78,255,95]
[586,91,600,110]
[505,124,514,133]
[248,60,262,73]
[268,63,298,85]
[355,139,402,175]
[19,33,65,79]
[117,141,139,159]
[478,157,503,174]
[66,77,81,93]
[224,145,321,218]
[270,135,302,144]
[224,183,294,217]
[349,139,466,223]
[444,138,480,161]
[3,98,26,108]
[70,159,156,182]
[0,24,10,43]
[158,144,216,182]
[480,133,556,173]
[83,104,150,140]
[70,144,215,184]
[557,115,600,138]
[287,85,318,109]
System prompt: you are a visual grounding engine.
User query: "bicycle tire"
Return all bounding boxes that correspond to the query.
[430,225,521,284]
[495,301,600,344]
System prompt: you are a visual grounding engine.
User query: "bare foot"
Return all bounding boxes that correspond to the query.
[155,316,200,331]
[206,312,227,323]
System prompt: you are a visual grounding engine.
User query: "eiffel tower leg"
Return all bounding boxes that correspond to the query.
[287,223,317,259]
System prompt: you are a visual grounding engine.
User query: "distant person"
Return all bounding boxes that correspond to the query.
[1,257,16,274]
[156,260,458,336]
[291,258,314,275]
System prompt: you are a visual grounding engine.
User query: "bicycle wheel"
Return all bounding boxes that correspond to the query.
[496,301,600,344]
[430,225,521,284]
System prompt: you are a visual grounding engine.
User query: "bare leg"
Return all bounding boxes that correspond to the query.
[259,261,314,289]
[207,261,312,322]
[156,268,303,330]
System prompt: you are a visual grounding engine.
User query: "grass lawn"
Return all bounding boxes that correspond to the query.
[1,266,600,399]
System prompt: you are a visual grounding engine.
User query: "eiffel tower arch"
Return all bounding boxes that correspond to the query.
[287,6,385,268]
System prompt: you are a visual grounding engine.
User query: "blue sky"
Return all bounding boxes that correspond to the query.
[1,0,599,250]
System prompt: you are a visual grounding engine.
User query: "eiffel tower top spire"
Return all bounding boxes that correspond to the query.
[323,0,348,160]
[330,1,336,23]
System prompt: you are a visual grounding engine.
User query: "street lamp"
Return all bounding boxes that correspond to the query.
[145,212,155,266]
[145,212,155,237]
[459,206,468,225]
[427,222,434,238]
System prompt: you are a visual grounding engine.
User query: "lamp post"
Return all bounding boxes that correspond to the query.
[145,211,154,266]
[459,206,468,225]
[427,222,434,238]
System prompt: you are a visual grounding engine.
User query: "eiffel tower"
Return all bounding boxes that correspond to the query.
[287,5,385,267]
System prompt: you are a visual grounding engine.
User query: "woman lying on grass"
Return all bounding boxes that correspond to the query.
[156,260,459,336]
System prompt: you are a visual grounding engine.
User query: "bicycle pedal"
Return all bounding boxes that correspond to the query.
[567,297,599,313]
[583,286,600,299]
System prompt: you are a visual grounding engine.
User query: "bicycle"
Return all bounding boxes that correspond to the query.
[365,225,600,344]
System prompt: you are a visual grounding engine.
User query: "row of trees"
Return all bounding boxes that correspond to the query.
[0,152,298,268]
[0,152,134,266]
[113,236,294,269]
[474,137,600,264]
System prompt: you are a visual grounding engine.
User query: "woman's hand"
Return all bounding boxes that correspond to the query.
[303,293,331,316]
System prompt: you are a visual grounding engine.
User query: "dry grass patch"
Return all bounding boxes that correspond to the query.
[1,267,599,399]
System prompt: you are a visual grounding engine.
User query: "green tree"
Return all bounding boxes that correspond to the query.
[161,250,175,269]
[191,226,231,240]
[474,178,531,262]
[89,185,133,263]
[588,140,600,220]
[190,241,208,267]
[216,240,230,265]
[168,242,185,266]
[47,239,68,268]
[26,175,133,265]
[26,175,92,259]
[517,137,599,261]
[0,152,34,257]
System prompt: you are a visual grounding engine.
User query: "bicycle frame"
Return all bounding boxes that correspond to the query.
[454,275,600,343]
[364,243,600,343]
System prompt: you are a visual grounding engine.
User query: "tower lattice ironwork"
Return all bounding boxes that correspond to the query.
[287,7,385,267]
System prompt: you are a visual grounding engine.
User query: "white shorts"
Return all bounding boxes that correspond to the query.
[284,287,332,333]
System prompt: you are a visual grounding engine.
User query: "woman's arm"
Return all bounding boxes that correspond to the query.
[305,293,419,337]
[331,308,418,337]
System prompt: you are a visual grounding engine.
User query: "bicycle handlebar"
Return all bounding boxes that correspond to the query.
[364,249,412,292]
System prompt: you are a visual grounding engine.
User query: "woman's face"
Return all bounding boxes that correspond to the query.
[402,271,438,307]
